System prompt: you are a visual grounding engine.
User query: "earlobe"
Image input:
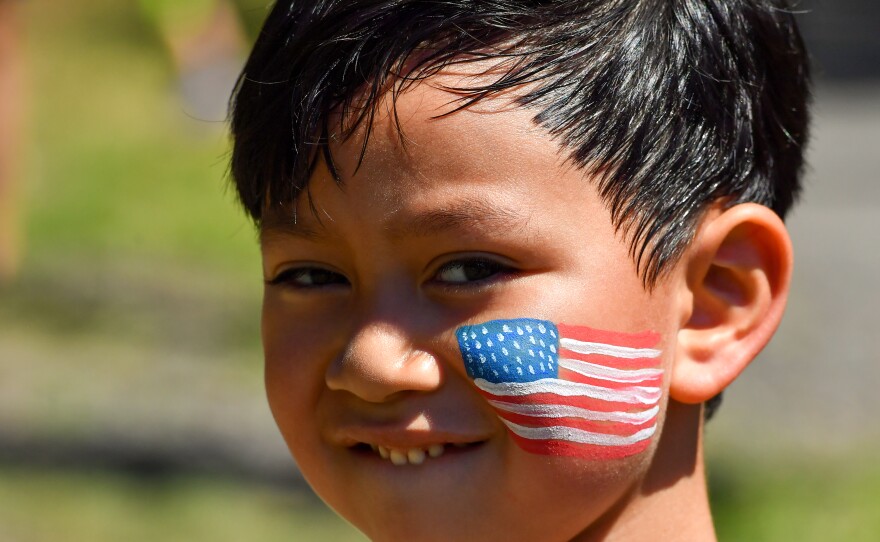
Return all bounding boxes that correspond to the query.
[670,203,793,404]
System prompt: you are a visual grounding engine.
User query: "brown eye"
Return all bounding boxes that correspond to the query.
[433,258,510,284]
[269,267,349,288]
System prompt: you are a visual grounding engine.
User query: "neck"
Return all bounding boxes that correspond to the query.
[575,400,717,542]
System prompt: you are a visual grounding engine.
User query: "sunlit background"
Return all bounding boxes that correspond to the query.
[0,1,877,540]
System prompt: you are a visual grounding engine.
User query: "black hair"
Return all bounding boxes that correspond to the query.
[230,0,810,288]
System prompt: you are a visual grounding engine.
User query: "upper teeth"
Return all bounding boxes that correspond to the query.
[373,443,446,465]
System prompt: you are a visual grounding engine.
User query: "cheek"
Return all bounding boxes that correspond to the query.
[458,318,664,461]
[261,304,324,447]
[263,351,312,445]
[263,341,336,491]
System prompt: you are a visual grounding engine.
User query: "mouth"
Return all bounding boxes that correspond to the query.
[350,441,484,466]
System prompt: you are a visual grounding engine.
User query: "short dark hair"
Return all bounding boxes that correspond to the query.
[230,0,810,286]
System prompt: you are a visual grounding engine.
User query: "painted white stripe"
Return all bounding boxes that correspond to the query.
[559,338,661,359]
[474,378,661,405]
[503,420,657,446]
[489,401,660,425]
[558,359,664,383]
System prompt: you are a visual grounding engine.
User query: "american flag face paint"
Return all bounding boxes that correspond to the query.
[457,318,663,460]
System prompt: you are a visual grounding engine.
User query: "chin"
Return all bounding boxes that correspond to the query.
[322,480,608,542]
[348,512,566,542]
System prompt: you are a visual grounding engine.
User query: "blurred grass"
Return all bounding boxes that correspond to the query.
[0,465,365,542]
[3,0,877,540]
[11,0,264,387]
[709,454,880,541]
[24,0,259,276]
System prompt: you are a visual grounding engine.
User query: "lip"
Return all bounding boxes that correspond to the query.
[329,425,491,450]
[327,423,493,467]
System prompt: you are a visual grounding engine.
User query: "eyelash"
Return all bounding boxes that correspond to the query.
[430,257,515,287]
[266,257,516,291]
[266,266,349,289]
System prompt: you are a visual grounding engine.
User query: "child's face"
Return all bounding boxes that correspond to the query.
[260,78,686,541]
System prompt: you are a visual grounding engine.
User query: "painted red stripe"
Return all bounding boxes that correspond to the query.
[478,390,655,413]
[558,350,661,371]
[509,433,652,459]
[558,367,662,390]
[556,323,660,349]
[496,411,657,437]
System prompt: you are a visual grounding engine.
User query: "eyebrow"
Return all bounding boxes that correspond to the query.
[385,199,528,240]
[260,213,323,241]
[260,197,528,243]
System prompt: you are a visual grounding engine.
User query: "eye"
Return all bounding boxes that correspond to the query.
[432,258,513,285]
[267,266,349,289]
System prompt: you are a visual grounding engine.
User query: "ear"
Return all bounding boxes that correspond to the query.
[670,203,793,404]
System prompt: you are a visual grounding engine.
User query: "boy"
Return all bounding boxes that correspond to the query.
[229,1,810,540]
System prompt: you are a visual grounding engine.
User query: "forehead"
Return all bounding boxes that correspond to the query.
[261,74,600,239]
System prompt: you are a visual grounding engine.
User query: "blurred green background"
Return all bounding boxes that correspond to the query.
[1,1,878,540]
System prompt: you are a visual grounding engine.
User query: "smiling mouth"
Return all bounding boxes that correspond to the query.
[351,442,482,466]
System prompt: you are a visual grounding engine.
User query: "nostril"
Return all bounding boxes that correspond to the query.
[325,333,443,402]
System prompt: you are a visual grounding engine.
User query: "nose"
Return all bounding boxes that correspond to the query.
[325,321,442,403]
